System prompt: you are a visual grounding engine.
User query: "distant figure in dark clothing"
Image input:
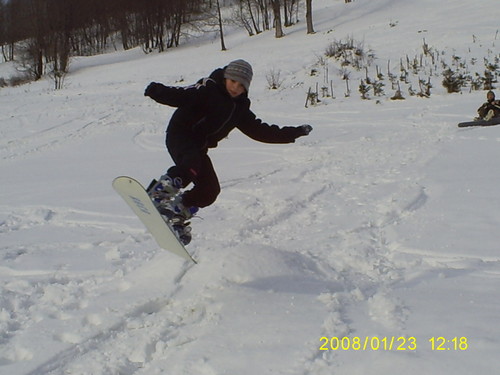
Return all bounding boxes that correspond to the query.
[476,90,500,121]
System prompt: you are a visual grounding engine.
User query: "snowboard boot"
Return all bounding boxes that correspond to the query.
[158,195,199,222]
[157,195,198,245]
[147,175,182,205]
[172,222,192,245]
[484,109,495,121]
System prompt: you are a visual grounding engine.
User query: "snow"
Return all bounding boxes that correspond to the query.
[1,0,500,373]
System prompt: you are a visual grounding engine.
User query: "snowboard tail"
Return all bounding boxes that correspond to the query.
[112,176,196,263]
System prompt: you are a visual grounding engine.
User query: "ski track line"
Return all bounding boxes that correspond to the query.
[24,261,197,375]
[0,113,112,161]
[0,205,143,234]
[131,125,165,152]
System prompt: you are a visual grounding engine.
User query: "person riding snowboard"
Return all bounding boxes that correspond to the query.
[476,90,500,121]
[144,59,312,244]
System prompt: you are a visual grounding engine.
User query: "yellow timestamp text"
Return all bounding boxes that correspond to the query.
[319,336,469,351]
[429,336,468,351]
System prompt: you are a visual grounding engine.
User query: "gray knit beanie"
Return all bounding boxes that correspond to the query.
[224,59,253,92]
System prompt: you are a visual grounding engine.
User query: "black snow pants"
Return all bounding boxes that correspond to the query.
[165,131,221,208]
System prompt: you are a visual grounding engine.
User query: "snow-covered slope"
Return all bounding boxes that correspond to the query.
[1,0,499,373]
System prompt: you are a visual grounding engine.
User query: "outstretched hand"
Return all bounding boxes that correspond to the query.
[144,82,163,98]
[296,124,313,138]
[300,124,313,135]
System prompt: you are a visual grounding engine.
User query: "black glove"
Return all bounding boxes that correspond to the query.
[144,82,163,98]
[296,124,313,137]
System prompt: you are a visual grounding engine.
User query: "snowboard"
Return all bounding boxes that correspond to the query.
[458,117,500,127]
[112,176,196,263]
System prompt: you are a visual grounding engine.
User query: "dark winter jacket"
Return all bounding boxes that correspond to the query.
[477,100,500,118]
[145,68,304,150]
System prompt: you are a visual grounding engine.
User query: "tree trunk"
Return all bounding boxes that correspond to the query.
[306,0,315,34]
[216,0,227,50]
[271,0,283,38]
[246,0,261,34]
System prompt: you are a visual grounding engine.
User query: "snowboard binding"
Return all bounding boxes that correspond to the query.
[147,175,182,203]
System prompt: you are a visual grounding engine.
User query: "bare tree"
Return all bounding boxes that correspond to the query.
[283,0,298,27]
[256,0,271,31]
[234,0,261,36]
[306,0,315,34]
[246,0,261,34]
[215,0,227,50]
[0,1,15,61]
[25,0,48,80]
[270,0,284,38]
[45,0,74,88]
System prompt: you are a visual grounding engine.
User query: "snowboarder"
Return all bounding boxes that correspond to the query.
[476,90,500,121]
[144,59,312,242]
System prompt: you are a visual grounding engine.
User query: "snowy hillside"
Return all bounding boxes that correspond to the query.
[1,0,500,374]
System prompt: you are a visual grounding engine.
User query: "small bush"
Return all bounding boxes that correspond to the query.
[442,68,466,93]
[266,68,284,90]
[325,37,374,70]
